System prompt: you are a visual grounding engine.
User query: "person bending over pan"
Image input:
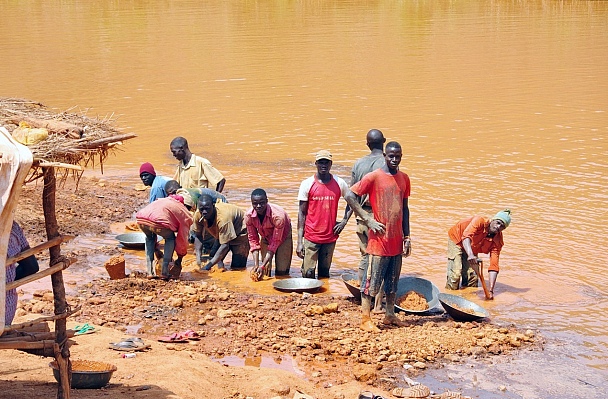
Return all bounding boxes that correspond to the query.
[445,209,512,299]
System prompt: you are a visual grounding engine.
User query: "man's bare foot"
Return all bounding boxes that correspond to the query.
[360,318,381,333]
[382,315,407,327]
[372,307,384,315]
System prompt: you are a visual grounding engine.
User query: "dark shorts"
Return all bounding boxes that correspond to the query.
[360,254,402,297]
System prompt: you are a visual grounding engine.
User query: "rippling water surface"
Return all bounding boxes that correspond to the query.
[1,0,607,387]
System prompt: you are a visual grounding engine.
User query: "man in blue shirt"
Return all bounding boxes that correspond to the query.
[139,162,171,203]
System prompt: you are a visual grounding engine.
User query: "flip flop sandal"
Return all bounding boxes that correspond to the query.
[358,392,374,399]
[180,330,200,340]
[158,332,189,343]
[109,337,151,351]
[120,337,146,345]
[74,323,96,335]
[109,341,151,351]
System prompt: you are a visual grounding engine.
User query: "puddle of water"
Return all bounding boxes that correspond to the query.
[212,354,305,376]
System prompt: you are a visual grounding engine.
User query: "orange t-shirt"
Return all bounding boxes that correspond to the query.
[448,216,504,272]
[351,169,410,256]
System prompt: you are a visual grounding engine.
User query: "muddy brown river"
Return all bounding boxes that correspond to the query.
[1,1,607,398]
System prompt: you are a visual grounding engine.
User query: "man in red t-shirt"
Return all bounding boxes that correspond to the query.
[346,141,411,332]
[297,150,349,279]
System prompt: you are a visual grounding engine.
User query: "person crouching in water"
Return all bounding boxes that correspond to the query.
[136,195,192,280]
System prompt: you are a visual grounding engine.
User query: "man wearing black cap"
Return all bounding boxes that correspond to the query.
[296,150,349,279]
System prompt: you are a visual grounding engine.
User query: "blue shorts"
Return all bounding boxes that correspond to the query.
[360,254,402,297]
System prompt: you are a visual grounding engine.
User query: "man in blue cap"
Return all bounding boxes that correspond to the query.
[446,209,512,299]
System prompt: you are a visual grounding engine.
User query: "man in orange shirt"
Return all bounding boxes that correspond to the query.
[346,141,411,332]
[446,209,512,299]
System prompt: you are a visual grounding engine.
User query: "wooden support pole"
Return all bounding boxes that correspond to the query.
[6,235,75,265]
[43,166,71,399]
[76,133,137,148]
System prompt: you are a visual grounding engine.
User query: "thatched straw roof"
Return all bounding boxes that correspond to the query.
[0,97,136,182]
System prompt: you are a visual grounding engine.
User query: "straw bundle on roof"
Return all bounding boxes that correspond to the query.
[0,97,136,182]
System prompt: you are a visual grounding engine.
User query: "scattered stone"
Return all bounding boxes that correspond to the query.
[304,305,325,316]
[323,303,338,313]
[291,337,310,347]
[413,361,427,369]
[217,309,233,319]
[272,385,290,396]
[87,297,107,305]
[353,364,376,382]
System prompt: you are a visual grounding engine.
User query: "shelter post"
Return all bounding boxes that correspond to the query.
[42,166,71,399]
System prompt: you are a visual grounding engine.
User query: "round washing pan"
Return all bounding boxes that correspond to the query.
[438,293,490,321]
[395,276,440,314]
[272,278,324,293]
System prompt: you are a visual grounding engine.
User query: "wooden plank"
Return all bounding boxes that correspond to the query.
[0,330,75,342]
[76,133,137,149]
[3,306,80,333]
[5,258,75,291]
[0,339,56,350]
[6,235,75,265]
[36,162,84,171]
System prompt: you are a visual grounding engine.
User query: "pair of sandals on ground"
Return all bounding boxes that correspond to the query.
[108,330,200,350]
[157,329,200,343]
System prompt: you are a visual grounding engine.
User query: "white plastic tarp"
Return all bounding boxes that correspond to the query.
[0,126,33,335]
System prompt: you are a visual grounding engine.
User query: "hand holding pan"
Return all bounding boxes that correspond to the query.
[470,259,492,300]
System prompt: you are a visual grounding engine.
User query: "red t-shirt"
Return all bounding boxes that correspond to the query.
[351,169,410,256]
[298,175,349,244]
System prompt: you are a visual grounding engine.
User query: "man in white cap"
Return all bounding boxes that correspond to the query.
[445,209,512,299]
[296,150,349,279]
